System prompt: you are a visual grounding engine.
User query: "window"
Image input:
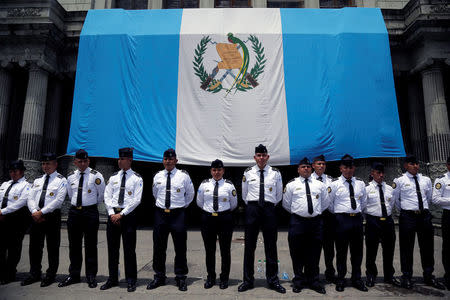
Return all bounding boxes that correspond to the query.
[163,0,199,8]
[267,0,304,8]
[319,0,355,8]
[115,0,149,9]
[214,0,252,8]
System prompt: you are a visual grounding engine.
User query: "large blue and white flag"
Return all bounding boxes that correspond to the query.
[67,8,405,165]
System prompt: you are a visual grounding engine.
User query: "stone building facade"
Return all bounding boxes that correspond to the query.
[0,0,448,224]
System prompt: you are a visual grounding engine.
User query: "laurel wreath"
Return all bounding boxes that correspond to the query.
[193,35,266,93]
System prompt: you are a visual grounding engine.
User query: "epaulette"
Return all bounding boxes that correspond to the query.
[57,174,64,179]
[134,172,141,178]
[67,171,75,177]
[438,175,446,179]
[355,177,363,181]
[90,169,98,175]
[332,177,339,182]
[112,171,119,176]
[201,179,209,184]
[181,169,190,176]
[272,167,280,172]
[287,178,295,184]
[245,166,252,172]
[225,179,233,185]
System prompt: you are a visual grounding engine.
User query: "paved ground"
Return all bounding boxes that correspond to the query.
[0,227,449,300]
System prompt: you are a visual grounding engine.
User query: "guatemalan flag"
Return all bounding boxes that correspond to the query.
[67,8,405,166]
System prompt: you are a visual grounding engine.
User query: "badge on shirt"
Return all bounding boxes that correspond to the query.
[269,187,273,192]
[242,176,246,182]
[327,187,332,193]
[88,189,92,193]
[14,196,18,200]
[95,178,101,185]
[435,183,442,189]
[232,190,237,196]
[391,183,397,189]
[177,188,180,193]
[316,194,319,199]
[206,190,210,193]
[128,191,132,195]
[49,192,54,196]
[223,198,227,202]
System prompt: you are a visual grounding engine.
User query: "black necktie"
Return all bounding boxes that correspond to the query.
[347,179,357,210]
[76,172,84,207]
[118,171,126,205]
[413,175,424,211]
[317,176,323,182]
[213,181,219,212]
[165,171,171,209]
[259,169,265,206]
[305,178,314,214]
[39,175,50,209]
[1,181,17,209]
[377,184,388,218]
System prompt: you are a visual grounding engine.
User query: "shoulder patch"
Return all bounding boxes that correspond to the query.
[95,178,102,185]
[134,172,141,178]
[242,175,246,182]
[90,169,98,175]
[327,187,332,193]
[201,179,209,184]
[225,179,233,185]
[271,167,280,172]
[232,189,237,196]
[391,182,397,189]
[435,182,442,190]
[57,174,64,179]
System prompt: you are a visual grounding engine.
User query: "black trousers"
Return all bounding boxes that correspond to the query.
[321,209,336,277]
[399,209,434,280]
[106,211,137,282]
[243,202,279,284]
[200,210,233,282]
[0,207,30,280]
[365,214,396,280]
[67,205,99,278]
[29,209,61,278]
[335,213,363,282]
[443,209,450,284]
[288,214,323,287]
[153,208,188,280]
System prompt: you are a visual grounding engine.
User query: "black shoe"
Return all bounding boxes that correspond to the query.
[292,285,303,293]
[21,274,41,286]
[176,278,187,291]
[310,282,326,294]
[400,277,413,289]
[384,277,401,287]
[352,279,368,292]
[335,281,345,292]
[424,278,446,290]
[366,276,375,287]
[87,276,97,288]
[127,281,136,292]
[40,275,55,287]
[238,282,254,292]
[219,280,228,289]
[268,282,286,294]
[325,273,337,284]
[58,275,80,287]
[204,279,215,289]
[147,278,166,290]
[100,279,118,290]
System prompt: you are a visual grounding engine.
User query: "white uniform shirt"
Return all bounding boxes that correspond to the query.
[283,176,329,217]
[432,171,450,210]
[392,172,432,211]
[0,177,30,215]
[197,178,238,213]
[364,180,395,217]
[67,167,106,206]
[104,169,143,216]
[28,171,67,214]
[242,164,283,205]
[329,175,367,213]
[152,167,195,209]
[312,172,333,186]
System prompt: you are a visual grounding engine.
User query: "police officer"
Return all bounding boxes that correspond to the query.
[197,159,238,289]
[432,156,450,290]
[238,144,285,294]
[393,155,445,289]
[0,160,31,284]
[283,157,328,294]
[147,148,194,292]
[59,149,105,288]
[364,162,400,287]
[311,154,336,283]
[328,154,367,292]
[101,147,143,292]
[22,153,67,287]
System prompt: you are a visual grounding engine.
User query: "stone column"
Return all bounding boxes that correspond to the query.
[421,66,450,178]
[304,0,319,8]
[42,78,63,154]
[251,0,267,7]
[0,64,13,180]
[18,63,49,180]
[199,0,214,7]
[407,77,429,162]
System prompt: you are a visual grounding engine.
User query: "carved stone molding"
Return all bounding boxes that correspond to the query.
[430,4,450,14]
[7,8,42,18]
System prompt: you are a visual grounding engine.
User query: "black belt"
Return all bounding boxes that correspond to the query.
[247,201,275,207]
[401,209,429,215]
[294,214,321,220]
[158,207,184,213]
[204,210,231,217]
[366,214,390,221]
[113,207,124,214]
[337,212,361,217]
[71,204,97,210]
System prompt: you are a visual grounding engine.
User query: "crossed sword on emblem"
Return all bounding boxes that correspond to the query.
[200,45,259,91]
